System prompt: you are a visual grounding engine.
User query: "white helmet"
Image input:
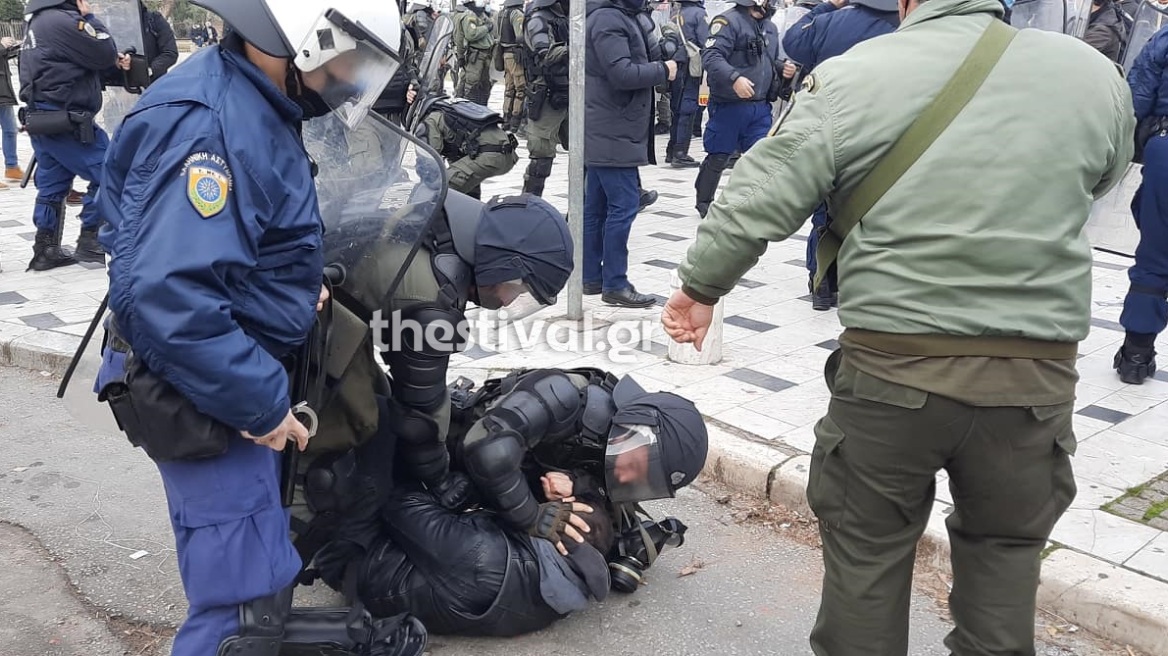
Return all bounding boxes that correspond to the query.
[192,0,403,125]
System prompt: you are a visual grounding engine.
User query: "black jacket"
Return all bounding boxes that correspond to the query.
[1084,3,1126,64]
[141,6,178,83]
[0,43,19,107]
[584,0,669,167]
[18,5,119,112]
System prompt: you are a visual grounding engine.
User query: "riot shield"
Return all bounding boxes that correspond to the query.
[1009,0,1091,36]
[90,0,147,134]
[1086,165,1142,257]
[1122,0,1168,73]
[775,5,811,61]
[407,15,456,129]
[304,110,448,317]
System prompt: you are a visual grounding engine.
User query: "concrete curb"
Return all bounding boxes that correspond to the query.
[700,423,1168,656]
[7,336,1168,654]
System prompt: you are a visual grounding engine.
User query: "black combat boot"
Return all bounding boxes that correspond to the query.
[27,213,78,272]
[671,147,700,169]
[638,188,658,212]
[522,157,553,197]
[694,153,729,218]
[1115,337,1158,385]
[75,227,105,265]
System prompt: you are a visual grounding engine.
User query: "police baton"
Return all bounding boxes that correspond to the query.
[21,155,35,189]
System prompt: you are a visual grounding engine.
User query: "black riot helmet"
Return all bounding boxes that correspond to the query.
[444,192,574,311]
[602,376,709,505]
[25,0,73,14]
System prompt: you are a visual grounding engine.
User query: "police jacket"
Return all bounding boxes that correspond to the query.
[702,6,781,104]
[100,46,323,436]
[525,4,571,90]
[584,0,670,167]
[675,1,710,73]
[0,43,19,107]
[1084,2,1126,64]
[680,0,1133,350]
[140,6,179,83]
[782,1,899,71]
[18,5,119,113]
[1130,27,1168,120]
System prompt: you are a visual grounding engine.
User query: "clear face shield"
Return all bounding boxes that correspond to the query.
[295,11,403,129]
[604,424,674,505]
[476,279,549,313]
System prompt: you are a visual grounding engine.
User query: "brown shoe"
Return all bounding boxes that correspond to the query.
[4,166,23,181]
[65,190,85,206]
[0,180,8,191]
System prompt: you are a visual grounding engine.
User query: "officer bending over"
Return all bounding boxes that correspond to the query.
[407,90,519,199]
[94,1,429,654]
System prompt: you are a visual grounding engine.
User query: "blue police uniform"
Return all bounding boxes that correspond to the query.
[18,2,119,269]
[694,3,780,217]
[668,0,708,163]
[98,45,323,655]
[783,0,898,307]
[1118,28,1168,381]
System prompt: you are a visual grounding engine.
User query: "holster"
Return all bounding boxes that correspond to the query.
[548,87,569,111]
[528,83,547,121]
[20,108,97,144]
[98,319,233,461]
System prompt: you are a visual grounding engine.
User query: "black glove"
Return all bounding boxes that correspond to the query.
[429,471,475,512]
[528,501,573,543]
[368,613,428,656]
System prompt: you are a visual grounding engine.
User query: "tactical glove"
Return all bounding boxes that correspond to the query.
[528,501,573,543]
[544,44,568,66]
[429,471,475,512]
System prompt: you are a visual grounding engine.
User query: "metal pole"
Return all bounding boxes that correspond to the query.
[566,0,586,321]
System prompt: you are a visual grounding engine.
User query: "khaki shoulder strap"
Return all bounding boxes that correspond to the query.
[813,19,1017,289]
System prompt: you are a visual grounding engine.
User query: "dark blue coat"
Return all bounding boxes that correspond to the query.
[18,5,119,113]
[674,1,709,73]
[100,47,323,435]
[782,1,899,72]
[1129,27,1168,121]
[702,6,781,104]
[584,0,670,167]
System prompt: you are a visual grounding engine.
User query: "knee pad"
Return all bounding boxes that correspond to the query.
[526,157,554,180]
[216,586,294,656]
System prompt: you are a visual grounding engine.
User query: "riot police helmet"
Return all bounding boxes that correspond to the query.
[25,0,73,13]
[530,0,565,10]
[504,0,526,7]
[603,376,709,504]
[444,192,574,311]
[191,0,404,125]
[849,0,898,11]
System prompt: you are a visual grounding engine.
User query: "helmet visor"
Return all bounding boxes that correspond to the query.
[604,424,673,504]
[295,11,402,129]
[476,278,540,311]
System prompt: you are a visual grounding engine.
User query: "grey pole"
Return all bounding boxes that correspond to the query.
[566,0,586,321]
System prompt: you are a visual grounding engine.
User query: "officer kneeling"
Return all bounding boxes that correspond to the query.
[92,1,428,655]
[407,90,519,199]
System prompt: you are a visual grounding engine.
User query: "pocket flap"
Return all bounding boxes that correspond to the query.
[852,370,928,410]
[177,485,272,528]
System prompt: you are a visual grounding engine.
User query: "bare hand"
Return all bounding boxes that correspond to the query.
[116,54,132,71]
[662,289,715,351]
[783,60,798,79]
[243,409,311,453]
[555,498,593,556]
[831,0,849,7]
[1,37,17,49]
[316,284,329,312]
[406,86,418,104]
[733,76,755,99]
[664,60,678,82]
[541,472,574,501]
[77,0,92,16]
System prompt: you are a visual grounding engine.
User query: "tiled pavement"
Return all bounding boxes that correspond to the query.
[2,84,1168,590]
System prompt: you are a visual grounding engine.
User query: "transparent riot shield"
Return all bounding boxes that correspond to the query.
[89,0,146,134]
[1122,0,1168,73]
[304,110,448,317]
[1086,165,1142,257]
[775,5,811,61]
[1010,0,1090,36]
[59,301,124,443]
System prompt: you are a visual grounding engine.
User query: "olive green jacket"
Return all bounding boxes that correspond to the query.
[679,0,1133,344]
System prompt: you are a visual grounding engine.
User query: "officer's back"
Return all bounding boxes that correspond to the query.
[19,2,115,114]
[782,0,900,71]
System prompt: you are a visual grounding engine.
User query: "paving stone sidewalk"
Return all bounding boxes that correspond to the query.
[1,85,1167,597]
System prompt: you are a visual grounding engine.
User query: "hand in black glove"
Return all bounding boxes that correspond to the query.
[429,471,476,512]
[528,498,594,556]
[368,612,428,656]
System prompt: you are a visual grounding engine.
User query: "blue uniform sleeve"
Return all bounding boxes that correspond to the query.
[47,11,119,71]
[102,104,291,435]
[1129,30,1168,121]
[782,1,836,69]
[702,15,740,85]
[588,13,668,91]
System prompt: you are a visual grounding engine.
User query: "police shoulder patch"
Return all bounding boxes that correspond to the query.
[182,152,234,219]
[801,73,819,94]
[710,18,726,35]
[705,37,717,47]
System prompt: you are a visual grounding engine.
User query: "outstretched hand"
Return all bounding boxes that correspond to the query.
[661,290,714,352]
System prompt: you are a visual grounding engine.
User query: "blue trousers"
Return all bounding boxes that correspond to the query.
[805,203,838,292]
[0,105,17,168]
[29,127,108,231]
[1122,135,1168,337]
[671,76,701,149]
[156,435,301,656]
[584,166,640,292]
[703,100,772,156]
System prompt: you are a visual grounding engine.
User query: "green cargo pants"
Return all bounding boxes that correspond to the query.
[807,350,1077,656]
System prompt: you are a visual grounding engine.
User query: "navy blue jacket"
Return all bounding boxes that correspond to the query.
[702,6,781,104]
[674,1,709,74]
[782,1,899,72]
[100,47,323,435]
[585,0,670,166]
[18,5,119,113]
[1129,27,1168,121]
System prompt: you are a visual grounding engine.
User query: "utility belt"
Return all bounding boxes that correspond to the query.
[97,316,283,461]
[465,46,491,62]
[19,107,97,145]
[465,133,518,157]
